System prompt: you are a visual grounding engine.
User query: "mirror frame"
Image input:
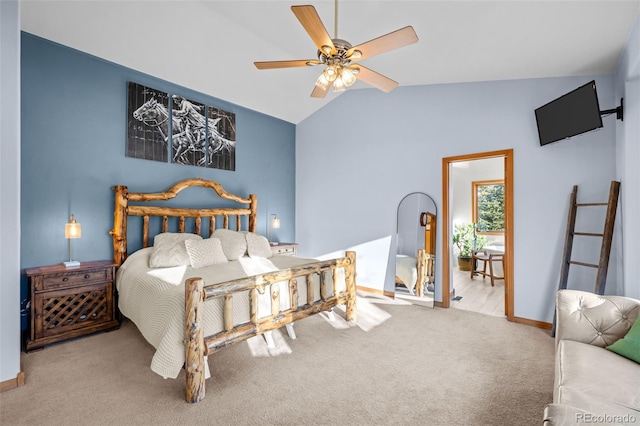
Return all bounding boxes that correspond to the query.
[395,192,437,305]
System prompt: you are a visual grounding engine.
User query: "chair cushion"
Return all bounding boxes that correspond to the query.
[555,340,640,410]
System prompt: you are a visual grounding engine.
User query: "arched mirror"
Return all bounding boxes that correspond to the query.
[395,192,437,307]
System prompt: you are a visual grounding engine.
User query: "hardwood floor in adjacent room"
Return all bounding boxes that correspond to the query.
[451,267,505,318]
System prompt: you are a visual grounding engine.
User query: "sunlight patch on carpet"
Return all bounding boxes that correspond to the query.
[246,329,292,357]
[247,294,395,357]
[331,295,392,332]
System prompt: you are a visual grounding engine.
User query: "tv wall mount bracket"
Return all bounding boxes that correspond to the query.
[600,98,624,121]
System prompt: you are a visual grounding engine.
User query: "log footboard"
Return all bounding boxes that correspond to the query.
[185,251,357,403]
[415,250,435,297]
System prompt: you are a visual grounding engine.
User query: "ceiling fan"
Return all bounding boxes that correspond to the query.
[254,2,418,98]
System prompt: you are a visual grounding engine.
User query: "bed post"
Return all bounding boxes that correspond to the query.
[416,249,427,297]
[185,277,206,403]
[249,194,257,232]
[110,185,129,266]
[345,251,357,323]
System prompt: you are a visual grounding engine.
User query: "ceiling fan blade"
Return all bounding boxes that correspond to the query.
[254,60,320,70]
[291,5,335,54]
[310,83,329,99]
[348,26,418,60]
[352,65,399,93]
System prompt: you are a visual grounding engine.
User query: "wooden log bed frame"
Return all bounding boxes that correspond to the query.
[395,249,435,297]
[109,178,357,403]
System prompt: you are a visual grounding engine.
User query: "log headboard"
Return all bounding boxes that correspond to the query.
[109,178,257,266]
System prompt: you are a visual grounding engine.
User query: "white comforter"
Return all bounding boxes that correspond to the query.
[396,255,418,293]
[116,248,335,379]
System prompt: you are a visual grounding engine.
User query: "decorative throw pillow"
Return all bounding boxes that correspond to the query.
[149,232,202,268]
[606,316,640,363]
[246,232,273,258]
[184,238,228,269]
[211,229,247,261]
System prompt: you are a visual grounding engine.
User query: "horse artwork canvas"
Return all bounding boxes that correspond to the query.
[127,82,170,163]
[171,96,236,170]
[206,106,236,171]
[126,81,236,171]
[171,96,207,167]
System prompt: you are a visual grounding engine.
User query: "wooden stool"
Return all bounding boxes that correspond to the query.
[470,250,504,287]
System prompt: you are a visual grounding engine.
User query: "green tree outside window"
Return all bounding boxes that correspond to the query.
[472,180,505,234]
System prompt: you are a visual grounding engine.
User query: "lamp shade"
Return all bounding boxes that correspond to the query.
[333,75,346,92]
[341,68,356,87]
[315,73,330,91]
[269,214,280,244]
[65,214,82,239]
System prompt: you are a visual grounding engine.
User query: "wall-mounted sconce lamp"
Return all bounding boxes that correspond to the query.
[64,214,82,268]
[269,214,280,244]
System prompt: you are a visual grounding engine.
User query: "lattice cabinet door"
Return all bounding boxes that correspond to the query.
[26,260,120,351]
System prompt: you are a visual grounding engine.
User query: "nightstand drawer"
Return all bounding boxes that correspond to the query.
[271,243,298,256]
[40,268,110,290]
[273,246,294,255]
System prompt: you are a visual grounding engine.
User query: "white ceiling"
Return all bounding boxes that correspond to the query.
[20,1,640,124]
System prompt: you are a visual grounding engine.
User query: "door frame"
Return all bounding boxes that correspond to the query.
[440,149,514,321]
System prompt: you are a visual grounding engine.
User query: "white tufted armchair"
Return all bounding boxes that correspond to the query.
[543,289,640,426]
[555,289,640,348]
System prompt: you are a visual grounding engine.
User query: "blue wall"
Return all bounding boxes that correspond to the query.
[614,14,640,299]
[20,32,296,318]
[296,74,619,323]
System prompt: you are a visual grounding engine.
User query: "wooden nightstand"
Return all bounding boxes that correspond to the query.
[270,242,298,256]
[25,260,120,351]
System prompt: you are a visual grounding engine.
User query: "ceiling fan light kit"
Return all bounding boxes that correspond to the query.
[254,2,418,98]
[315,65,357,92]
[312,38,360,92]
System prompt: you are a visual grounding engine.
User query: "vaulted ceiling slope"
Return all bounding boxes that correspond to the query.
[21,1,640,124]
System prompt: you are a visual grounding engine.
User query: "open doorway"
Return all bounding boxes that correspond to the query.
[440,149,514,321]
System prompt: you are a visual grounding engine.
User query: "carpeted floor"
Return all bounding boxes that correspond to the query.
[1,293,555,425]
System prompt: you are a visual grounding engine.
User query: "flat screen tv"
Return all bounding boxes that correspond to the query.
[535,80,603,146]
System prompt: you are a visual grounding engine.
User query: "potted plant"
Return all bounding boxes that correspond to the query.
[452,223,486,271]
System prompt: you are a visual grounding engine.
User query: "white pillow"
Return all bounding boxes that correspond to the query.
[211,229,247,261]
[245,232,273,258]
[185,238,228,268]
[149,232,202,268]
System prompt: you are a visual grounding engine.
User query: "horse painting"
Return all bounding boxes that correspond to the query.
[171,96,236,169]
[127,81,236,170]
[126,83,170,162]
[133,98,172,141]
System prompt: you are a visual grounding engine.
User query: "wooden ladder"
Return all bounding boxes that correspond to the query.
[558,181,620,295]
[552,181,620,335]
